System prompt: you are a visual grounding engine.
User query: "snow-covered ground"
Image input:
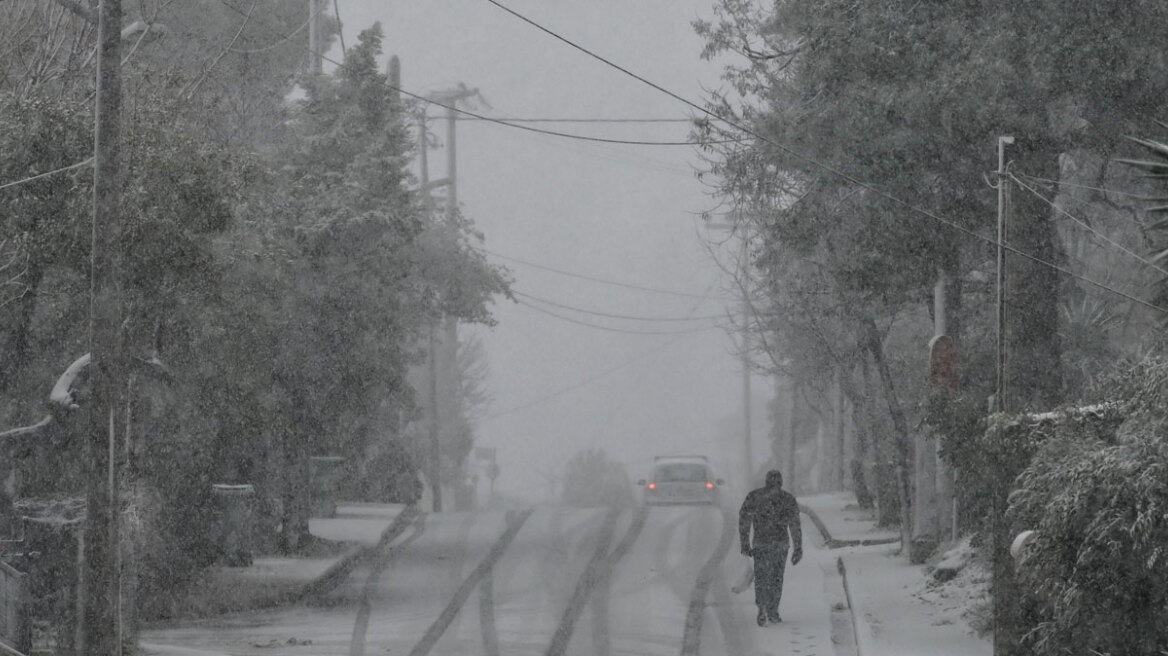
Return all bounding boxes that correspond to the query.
[804,493,992,656]
[142,493,992,656]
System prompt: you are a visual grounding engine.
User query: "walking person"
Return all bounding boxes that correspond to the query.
[739,469,803,626]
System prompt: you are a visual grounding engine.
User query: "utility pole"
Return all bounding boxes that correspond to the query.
[993,135,1018,656]
[740,275,753,487]
[834,369,846,489]
[83,0,124,652]
[782,377,797,491]
[417,85,479,512]
[934,268,956,542]
[996,136,1014,415]
[308,0,322,74]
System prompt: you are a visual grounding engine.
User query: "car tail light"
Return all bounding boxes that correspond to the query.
[706,482,715,489]
[648,482,656,490]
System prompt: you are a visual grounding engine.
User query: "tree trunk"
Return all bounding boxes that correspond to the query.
[861,314,914,552]
[1003,138,1063,412]
[846,369,875,510]
[281,427,312,552]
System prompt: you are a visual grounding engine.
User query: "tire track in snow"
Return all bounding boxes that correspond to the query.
[546,507,648,656]
[545,508,621,656]
[709,569,747,656]
[589,506,649,656]
[680,506,735,656]
[406,508,534,656]
[349,513,428,656]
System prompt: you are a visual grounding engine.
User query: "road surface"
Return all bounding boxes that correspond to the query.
[142,504,853,656]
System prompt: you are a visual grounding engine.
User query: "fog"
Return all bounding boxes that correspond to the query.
[329,1,762,499]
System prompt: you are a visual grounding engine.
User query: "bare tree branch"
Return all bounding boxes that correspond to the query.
[51,0,96,25]
[0,414,52,440]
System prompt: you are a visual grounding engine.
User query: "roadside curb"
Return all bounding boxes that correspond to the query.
[836,555,876,656]
[799,503,900,550]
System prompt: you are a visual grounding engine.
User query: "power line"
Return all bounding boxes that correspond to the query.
[481,327,704,421]
[0,158,93,192]
[1014,173,1161,201]
[484,279,724,421]
[447,117,699,124]
[513,290,725,322]
[480,247,730,300]
[214,0,735,147]
[1011,172,1168,279]
[516,297,719,335]
[482,0,1168,315]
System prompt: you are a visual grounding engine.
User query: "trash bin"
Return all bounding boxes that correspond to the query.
[310,457,346,518]
[210,484,255,567]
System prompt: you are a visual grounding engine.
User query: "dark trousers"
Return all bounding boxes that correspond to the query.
[752,544,789,613]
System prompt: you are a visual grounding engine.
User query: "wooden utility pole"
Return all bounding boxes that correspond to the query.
[307,0,323,74]
[416,86,478,512]
[995,136,1014,414]
[740,247,753,487]
[993,135,1019,656]
[83,0,124,652]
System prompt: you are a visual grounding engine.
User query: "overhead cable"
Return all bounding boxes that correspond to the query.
[483,280,724,420]
[1011,172,1168,280]
[480,247,731,300]
[214,0,735,147]
[516,297,719,335]
[482,0,1168,314]
[0,158,93,192]
[513,290,725,322]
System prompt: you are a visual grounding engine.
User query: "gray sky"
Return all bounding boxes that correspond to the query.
[330,0,771,499]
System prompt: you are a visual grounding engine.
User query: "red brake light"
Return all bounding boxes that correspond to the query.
[706,482,715,489]
[648,482,656,490]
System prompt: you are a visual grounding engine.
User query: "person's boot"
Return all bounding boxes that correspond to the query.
[756,606,768,627]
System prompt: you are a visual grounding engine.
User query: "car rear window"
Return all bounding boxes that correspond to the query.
[655,463,708,482]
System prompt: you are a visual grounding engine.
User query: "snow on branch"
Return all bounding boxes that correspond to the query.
[49,353,90,411]
[0,414,52,440]
[51,0,97,24]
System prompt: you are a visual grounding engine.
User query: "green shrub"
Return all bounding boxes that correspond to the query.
[1009,430,1168,655]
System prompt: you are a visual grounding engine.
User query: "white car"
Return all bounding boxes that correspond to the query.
[637,456,724,506]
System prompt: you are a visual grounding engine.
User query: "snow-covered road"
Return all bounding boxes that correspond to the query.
[142,505,851,656]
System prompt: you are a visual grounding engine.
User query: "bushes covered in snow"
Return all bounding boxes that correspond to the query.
[1006,361,1168,655]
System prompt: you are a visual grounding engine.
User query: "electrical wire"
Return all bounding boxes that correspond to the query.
[1013,173,1162,201]
[0,158,93,192]
[212,0,737,147]
[513,290,725,322]
[479,247,731,300]
[1010,172,1168,279]
[482,0,1168,315]
[484,280,724,421]
[448,117,699,124]
[516,297,719,335]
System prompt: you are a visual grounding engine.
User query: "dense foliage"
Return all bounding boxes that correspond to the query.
[0,2,509,624]
[1006,362,1168,655]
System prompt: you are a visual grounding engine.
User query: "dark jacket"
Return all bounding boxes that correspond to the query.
[739,483,802,552]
